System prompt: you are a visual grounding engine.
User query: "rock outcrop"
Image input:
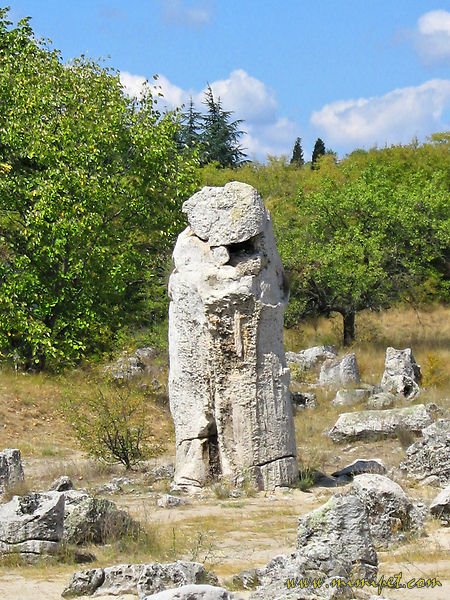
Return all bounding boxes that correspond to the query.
[0,492,64,557]
[328,404,435,443]
[62,561,219,598]
[430,485,450,526]
[144,586,238,600]
[168,182,297,490]
[380,347,421,399]
[251,493,378,599]
[319,353,360,387]
[0,448,24,494]
[286,346,337,372]
[352,474,424,548]
[400,419,450,486]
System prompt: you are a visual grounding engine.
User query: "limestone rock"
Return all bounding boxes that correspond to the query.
[286,346,337,372]
[106,347,157,380]
[0,492,64,556]
[0,448,24,494]
[366,392,396,410]
[352,474,420,548]
[144,585,238,600]
[63,495,137,545]
[138,561,219,597]
[182,182,266,245]
[157,494,188,509]
[62,569,105,598]
[296,493,377,579]
[252,494,377,599]
[430,485,450,526]
[380,347,421,399]
[231,569,261,590]
[331,388,370,407]
[62,561,219,598]
[319,354,360,387]
[331,459,386,479]
[49,475,74,492]
[328,404,435,443]
[168,182,297,490]
[400,419,450,486]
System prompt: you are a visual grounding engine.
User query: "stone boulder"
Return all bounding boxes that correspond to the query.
[352,474,422,548]
[400,419,450,486]
[63,494,137,545]
[106,347,157,380]
[62,561,219,598]
[331,388,371,407]
[328,404,435,443]
[366,392,396,410]
[0,492,64,556]
[331,459,386,479]
[0,448,24,494]
[49,475,74,492]
[430,485,450,526]
[380,347,421,399]
[286,346,337,372]
[252,494,377,599]
[144,585,238,600]
[319,354,360,387]
[169,182,297,490]
[157,494,189,509]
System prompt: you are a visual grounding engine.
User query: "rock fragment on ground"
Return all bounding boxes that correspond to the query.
[400,419,450,486]
[286,346,337,372]
[366,392,396,410]
[291,392,316,409]
[62,561,219,598]
[319,353,360,387]
[331,459,386,479]
[328,404,435,443]
[430,485,450,526]
[49,475,74,492]
[143,585,239,600]
[351,474,424,548]
[0,492,64,556]
[380,347,421,399]
[332,388,371,407]
[0,448,24,494]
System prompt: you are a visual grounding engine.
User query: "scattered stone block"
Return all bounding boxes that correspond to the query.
[332,388,371,407]
[0,448,24,494]
[328,404,435,443]
[380,347,421,399]
[319,353,360,387]
[286,346,337,372]
[430,485,450,526]
[0,492,64,557]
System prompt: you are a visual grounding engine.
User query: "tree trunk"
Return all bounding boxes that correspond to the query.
[342,311,356,346]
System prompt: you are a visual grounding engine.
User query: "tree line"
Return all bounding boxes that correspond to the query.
[0,8,448,369]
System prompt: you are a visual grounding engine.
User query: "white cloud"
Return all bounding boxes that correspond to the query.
[414,10,450,64]
[120,68,300,159]
[162,0,212,27]
[311,79,450,150]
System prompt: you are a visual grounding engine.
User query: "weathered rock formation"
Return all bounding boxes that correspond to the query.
[328,404,435,443]
[286,345,337,372]
[168,182,298,490]
[319,353,360,387]
[380,347,421,399]
[400,419,450,486]
[0,492,64,557]
[0,448,24,494]
[430,485,450,526]
[62,561,219,598]
[352,474,425,548]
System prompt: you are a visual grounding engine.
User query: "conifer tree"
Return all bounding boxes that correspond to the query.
[290,137,304,167]
[311,137,326,169]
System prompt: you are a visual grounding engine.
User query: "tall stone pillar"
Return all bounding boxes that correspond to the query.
[168,182,298,490]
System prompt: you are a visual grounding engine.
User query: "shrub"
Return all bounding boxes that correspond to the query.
[63,381,163,469]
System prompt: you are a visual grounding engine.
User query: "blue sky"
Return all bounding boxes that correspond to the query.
[7,0,450,160]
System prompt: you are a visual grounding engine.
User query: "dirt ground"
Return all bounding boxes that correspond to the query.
[0,475,448,600]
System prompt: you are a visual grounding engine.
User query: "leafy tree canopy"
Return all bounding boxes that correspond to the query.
[0,9,198,369]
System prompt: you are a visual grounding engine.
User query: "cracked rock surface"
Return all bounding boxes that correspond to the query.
[168,182,298,490]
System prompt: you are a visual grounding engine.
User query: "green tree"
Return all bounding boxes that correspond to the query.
[311,137,326,169]
[200,85,247,168]
[283,165,449,345]
[0,10,198,369]
[290,137,304,167]
[178,96,202,150]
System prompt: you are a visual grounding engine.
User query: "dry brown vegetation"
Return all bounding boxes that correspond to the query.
[0,305,449,598]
